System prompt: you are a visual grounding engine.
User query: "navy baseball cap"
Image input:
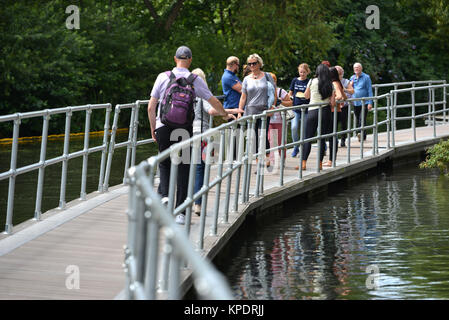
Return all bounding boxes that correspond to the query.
[175,46,192,59]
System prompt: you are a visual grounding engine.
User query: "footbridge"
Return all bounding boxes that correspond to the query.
[0,81,448,299]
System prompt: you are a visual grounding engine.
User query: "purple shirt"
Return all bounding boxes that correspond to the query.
[151,67,214,129]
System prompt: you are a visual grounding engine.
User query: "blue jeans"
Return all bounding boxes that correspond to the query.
[194,161,205,205]
[291,111,308,151]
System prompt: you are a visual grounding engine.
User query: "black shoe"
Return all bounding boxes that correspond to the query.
[341,139,346,147]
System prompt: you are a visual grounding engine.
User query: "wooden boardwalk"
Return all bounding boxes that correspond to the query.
[1,124,449,299]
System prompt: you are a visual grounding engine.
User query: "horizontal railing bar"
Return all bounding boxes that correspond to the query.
[392,84,449,93]
[136,138,155,146]
[396,109,449,121]
[372,80,445,89]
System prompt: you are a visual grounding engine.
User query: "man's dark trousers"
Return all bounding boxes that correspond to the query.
[155,125,193,211]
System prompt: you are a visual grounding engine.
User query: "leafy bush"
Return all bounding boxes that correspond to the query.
[419,139,449,176]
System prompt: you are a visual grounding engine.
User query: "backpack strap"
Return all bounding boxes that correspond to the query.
[165,71,176,81]
[186,73,198,86]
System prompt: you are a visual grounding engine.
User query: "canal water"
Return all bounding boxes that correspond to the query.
[0,132,158,228]
[222,164,449,300]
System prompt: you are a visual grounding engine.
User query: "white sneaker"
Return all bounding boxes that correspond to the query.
[161,197,169,207]
[175,214,185,225]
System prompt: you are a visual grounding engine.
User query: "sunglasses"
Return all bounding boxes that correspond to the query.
[248,62,258,67]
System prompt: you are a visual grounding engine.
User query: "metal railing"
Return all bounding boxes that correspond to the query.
[0,101,156,234]
[0,104,112,233]
[1,80,448,298]
[124,81,449,299]
[124,162,234,299]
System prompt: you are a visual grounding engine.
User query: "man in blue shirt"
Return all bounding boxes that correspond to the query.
[350,62,373,141]
[221,56,242,111]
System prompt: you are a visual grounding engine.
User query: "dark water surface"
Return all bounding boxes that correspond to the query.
[222,165,449,300]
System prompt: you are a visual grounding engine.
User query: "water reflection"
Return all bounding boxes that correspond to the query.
[225,166,449,300]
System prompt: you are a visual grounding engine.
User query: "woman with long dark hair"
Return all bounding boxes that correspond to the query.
[300,64,336,170]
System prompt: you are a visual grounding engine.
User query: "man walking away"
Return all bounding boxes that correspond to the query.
[148,46,230,224]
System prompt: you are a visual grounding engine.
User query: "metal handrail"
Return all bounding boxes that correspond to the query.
[1,80,447,298]
[124,81,449,299]
[124,162,234,300]
[0,104,112,233]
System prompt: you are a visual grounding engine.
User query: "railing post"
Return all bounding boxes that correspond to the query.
[428,81,432,126]
[184,137,200,237]
[198,134,214,250]
[241,119,253,203]
[391,92,396,148]
[59,108,72,209]
[332,103,338,167]
[98,104,112,193]
[123,106,137,184]
[346,102,352,164]
[360,99,365,159]
[393,85,398,132]
[167,153,179,214]
[386,94,391,149]
[131,101,141,168]
[373,98,378,156]
[34,112,50,221]
[432,88,436,138]
[411,87,416,142]
[103,105,120,192]
[317,106,322,173]
[374,87,379,156]
[443,81,447,123]
[233,122,245,210]
[4,117,21,234]
[279,111,286,186]
[143,208,160,300]
[168,243,181,300]
[298,108,306,179]
[211,129,225,236]
[80,106,92,200]
[124,167,137,299]
[223,125,236,224]
[255,116,266,198]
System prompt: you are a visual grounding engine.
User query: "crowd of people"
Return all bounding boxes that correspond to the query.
[147,46,374,224]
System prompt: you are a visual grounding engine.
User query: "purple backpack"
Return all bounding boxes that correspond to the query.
[160,71,198,128]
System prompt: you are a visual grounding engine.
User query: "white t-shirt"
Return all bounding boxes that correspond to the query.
[307,78,335,110]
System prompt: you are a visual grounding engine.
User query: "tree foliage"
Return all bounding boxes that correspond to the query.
[1,0,448,137]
